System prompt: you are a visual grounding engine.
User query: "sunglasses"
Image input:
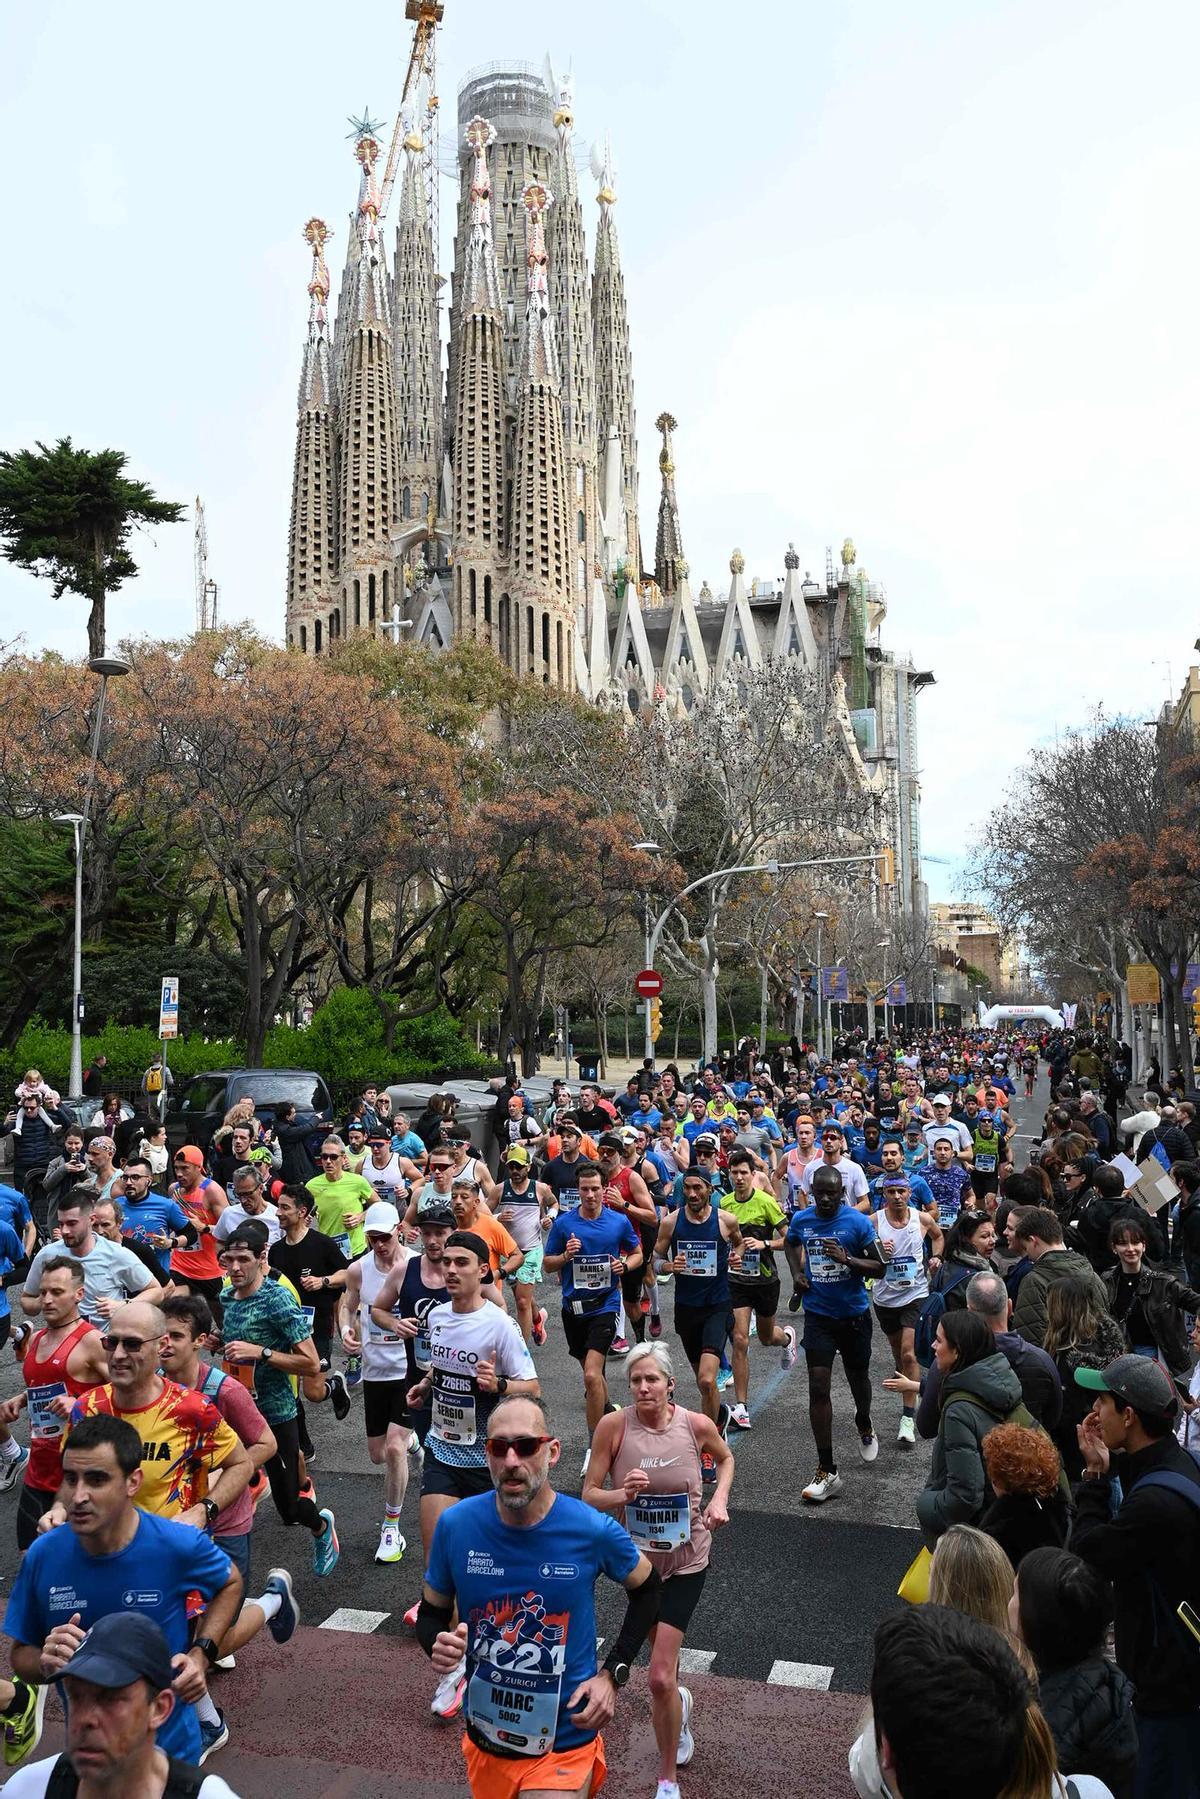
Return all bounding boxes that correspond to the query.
[484,1434,552,1459]
[319,1153,342,1162]
[102,1334,152,1354]
[430,1163,453,1173]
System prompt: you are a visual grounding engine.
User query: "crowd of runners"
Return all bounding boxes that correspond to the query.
[0,1024,1197,1799]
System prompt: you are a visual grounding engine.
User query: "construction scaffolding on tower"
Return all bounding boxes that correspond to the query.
[379,0,444,256]
[194,497,218,631]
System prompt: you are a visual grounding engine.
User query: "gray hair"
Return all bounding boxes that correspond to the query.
[625,1341,675,1384]
[232,1162,263,1189]
[965,1271,1009,1320]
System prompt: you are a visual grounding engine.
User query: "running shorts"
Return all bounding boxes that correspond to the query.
[801,1309,873,1371]
[513,1245,543,1286]
[421,1452,492,1502]
[462,1731,607,1797]
[674,1303,731,1368]
[363,1378,412,1438]
[561,1307,618,1364]
[872,1298,924,1336]
[728,1276,781,1319]
[657,1567,708,1634]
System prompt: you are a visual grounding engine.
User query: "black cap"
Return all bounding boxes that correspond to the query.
[60,1613,176,1692]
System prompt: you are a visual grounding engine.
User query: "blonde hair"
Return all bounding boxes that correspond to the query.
[929,1525,1035,1674]
[996,1700,1059,1799]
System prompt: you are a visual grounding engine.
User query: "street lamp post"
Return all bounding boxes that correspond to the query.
[813,911,829,1060]
[54,651,132,1096]
[631,841,660,1062]
[876,938,890,1041]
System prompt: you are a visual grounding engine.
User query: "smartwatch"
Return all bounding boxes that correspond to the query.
[495,1376,509,1396]
[201,1496,220,1527]
[603,1659,631,1688]
[260,1345,274,1365]
[194,1636,221,1668]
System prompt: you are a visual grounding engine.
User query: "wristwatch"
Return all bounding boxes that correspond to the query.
[603,1659,631,1688]
[259,1345,274,1365]
[201,1496,220,1527]
[194,1636,221,1668]
[495,1376,509,1396]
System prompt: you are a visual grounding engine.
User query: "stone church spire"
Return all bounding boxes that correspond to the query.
[653,411,685,598]
[591,135,641,577]
[509,181,575,688]
[545,60,598,622]
[287,219,339,654]
[391,115,441,545]
[451,117,508,649]
[337,120,402,640]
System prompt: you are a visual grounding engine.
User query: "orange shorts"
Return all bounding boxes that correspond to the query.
[462,1733,607,1798]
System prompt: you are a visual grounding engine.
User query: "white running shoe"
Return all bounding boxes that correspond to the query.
[431,1657,467,1719]
[676,1684,694,1766]
[801,1468,843,1503]
[897,1415,916,1449]
[858,1431,880,1463]
[375,1522,406,1564]
[728,1402,751,1430]
[655,1783,682,1799]
[747,1313,757,1339]
[0,1448,29,1494]
[580,1444,591,1478]
[779,1324,797,1370]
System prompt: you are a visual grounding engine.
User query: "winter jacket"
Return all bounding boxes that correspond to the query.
[274,1120,318,1184]
[3,1107,69,1179]
[1051,1317,1128,1482]
[979,1489,1070,1567]
[1102,1263,1200,1401]
[915,1351,1023,1545]
[1076,1192,1166,1272]
[1012,1248,1110,1348]
[917,1331,1062,1438]
[1071,1436,1200,1714]
[1135,1121,1193,1166]
[1038,1657,1137,1799]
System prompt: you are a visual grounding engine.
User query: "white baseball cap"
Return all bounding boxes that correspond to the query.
[363,1201,400,1234]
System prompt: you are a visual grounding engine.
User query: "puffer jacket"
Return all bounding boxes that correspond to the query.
[1038,1658,1137,1799]
[915,1351,1023,1545]
[1012,1247,1110,1347]
[1102,1263,1200,1400]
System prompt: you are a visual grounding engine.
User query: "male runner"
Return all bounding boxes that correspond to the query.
[723,1151,797,1429]
[596,1132,657,1351]
[797,1123,870,1209]
[19,1193,161,1325]
[407,1231,539,1720]
[776,1114,820,1216]
[402,1147,460,1231]
[544,1165,642,1476]
[306,1139,373,1257]
[212,1164,281,1248]
[216,1223,340,1577]
[870,1173,942,1448]
[340,1200,415,1563]
[492,1146,553,1348]
[0,1256,107,1549]
[267,1184,352,1457]
[865,1138,935,1215]
[652,1170,742,1430]
[786,1165,883,1501]
[542,1120,594,1215]
[418,1392,660,1799]
[167,1146,228,1316]
[360,1128,413,1205]
[115,1157,197,1275]
[924,1135,974,1230]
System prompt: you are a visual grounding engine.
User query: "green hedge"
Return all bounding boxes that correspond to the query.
[0,991,491,1105]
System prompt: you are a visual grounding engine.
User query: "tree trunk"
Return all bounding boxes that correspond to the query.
[700,930,720,1063]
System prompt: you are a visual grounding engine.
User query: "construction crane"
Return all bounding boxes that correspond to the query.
[194,497,218,632]
[378,0,444,259]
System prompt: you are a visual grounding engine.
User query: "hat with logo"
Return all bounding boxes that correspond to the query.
[504,1144,531,1166]
[1074,1353,1178,1420]
[59,1613,176,1693]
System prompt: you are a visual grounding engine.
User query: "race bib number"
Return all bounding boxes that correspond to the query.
[975,1153,996,1173]
[737,1247,762,1279]
[681,1241,717,1278]
[937,1201,960,1228]
[573,1253,612,1291]
[626,1491,691,1551]
[468,1606,567,1758]
[333,1233,352,1258]
[300,1306,316,1332]
[888,1255,917,1287]
[805,1239,845,1284]
[28,1382,67,1440]
[431,1378,476,1446]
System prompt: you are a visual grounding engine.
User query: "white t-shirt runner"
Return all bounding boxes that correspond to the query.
[425,1301,535,1467]
[798,1156,869,1208]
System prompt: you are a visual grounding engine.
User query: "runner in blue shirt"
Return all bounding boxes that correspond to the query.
[543,1166,640,1473]
[116,1156,196,1273]
[866,1141,935,1214]
[786,1165,883,1506]
[418,1393,659,1799]
[925,1138,974,1228]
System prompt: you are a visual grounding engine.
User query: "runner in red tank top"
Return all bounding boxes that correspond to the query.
[0,1251,107,1548]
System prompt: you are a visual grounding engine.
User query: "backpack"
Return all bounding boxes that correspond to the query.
[1133,1449,1200,1657]
[47,1751,206,1797]
[914,1263,974,1367]
[145,1065,163,1094]
[198,1363,228,1402]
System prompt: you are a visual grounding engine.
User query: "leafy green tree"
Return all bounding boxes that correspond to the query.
[0,438,184,657]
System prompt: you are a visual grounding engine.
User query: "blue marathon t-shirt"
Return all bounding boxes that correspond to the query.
[786,1203,875,1318]
[544,1207,638,1315]
[925,1163,973,1227]
[3,1511,231,1762]
[427,1491,640,1755]
[120,1193,192,1272]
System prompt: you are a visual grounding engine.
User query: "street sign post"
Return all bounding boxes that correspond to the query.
[158,977,179,1122]
[635,968,664,998]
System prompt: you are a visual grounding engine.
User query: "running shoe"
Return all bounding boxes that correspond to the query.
[214,1654,236,1671]
[639,1294,651,1315]
[248,1468,269,1512]
[298,1478,316,1504]
[610,1336,630,1356]
[531,1306,548,1348]
[858,1431,880,1464]
[300,1444,317,1466]
[728,1402,751,1430]
[344,1353,364,1390]
[787,1289,803,1313]
[648,1314,663,1339]
[198,1709,230,1765]
[313,1508,340,1576]
[403,1601,421,1629]
[716,1402,731,1441]
[656,1784,682,1799]
[715,1365,733,1393]
[779,1324,798,1370]
[801,1468,842,1503]
[264,1568,299,1643]
[0,1448,29,1494]
[375,1523,406,1564]
[676,1684,695,1766]
[747,1314,757,1339]
[2,1678,47,1768]
[897,1415,916,1449]
[326,1371,352,1421]
[431,1657,467,1719]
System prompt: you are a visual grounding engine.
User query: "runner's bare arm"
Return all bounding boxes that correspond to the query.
[580,1412,631,1512]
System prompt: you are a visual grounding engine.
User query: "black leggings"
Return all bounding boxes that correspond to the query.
[265,1414,323,1533]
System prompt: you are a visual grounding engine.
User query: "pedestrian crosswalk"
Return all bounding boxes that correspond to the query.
[315,1609,836,1688]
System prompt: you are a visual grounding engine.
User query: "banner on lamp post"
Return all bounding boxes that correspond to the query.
[886,979,907,1008]
[821,966,849,1002]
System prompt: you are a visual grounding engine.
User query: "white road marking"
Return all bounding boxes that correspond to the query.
[677,1648,717,1674]
[767,1659,834,1689]
[319,1607,390,1632]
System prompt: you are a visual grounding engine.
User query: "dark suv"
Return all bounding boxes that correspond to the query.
[165,1069,333,1152]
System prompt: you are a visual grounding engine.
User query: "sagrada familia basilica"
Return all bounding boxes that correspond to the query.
[285,14,932,914]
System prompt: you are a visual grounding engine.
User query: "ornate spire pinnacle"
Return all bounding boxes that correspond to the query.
[591,132,640,575]
[654,412,685,598]
[461,116,502,316]
[287,221,338,650]
[349,117,387,251]
[785,541,800,571]
[302,218,333,392]
[517,181,559,385]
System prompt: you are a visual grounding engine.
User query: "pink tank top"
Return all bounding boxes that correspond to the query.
[610,1404,710,1577]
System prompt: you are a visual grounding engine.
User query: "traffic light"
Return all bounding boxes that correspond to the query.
[649,997,662,1042]
[876,846,895,887]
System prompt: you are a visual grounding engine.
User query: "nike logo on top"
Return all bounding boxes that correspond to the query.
[639,1456,680,1469]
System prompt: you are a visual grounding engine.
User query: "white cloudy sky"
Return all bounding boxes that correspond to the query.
[2,0,1196,903]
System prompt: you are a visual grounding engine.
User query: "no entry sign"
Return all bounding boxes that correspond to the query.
[635,968,664,998]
